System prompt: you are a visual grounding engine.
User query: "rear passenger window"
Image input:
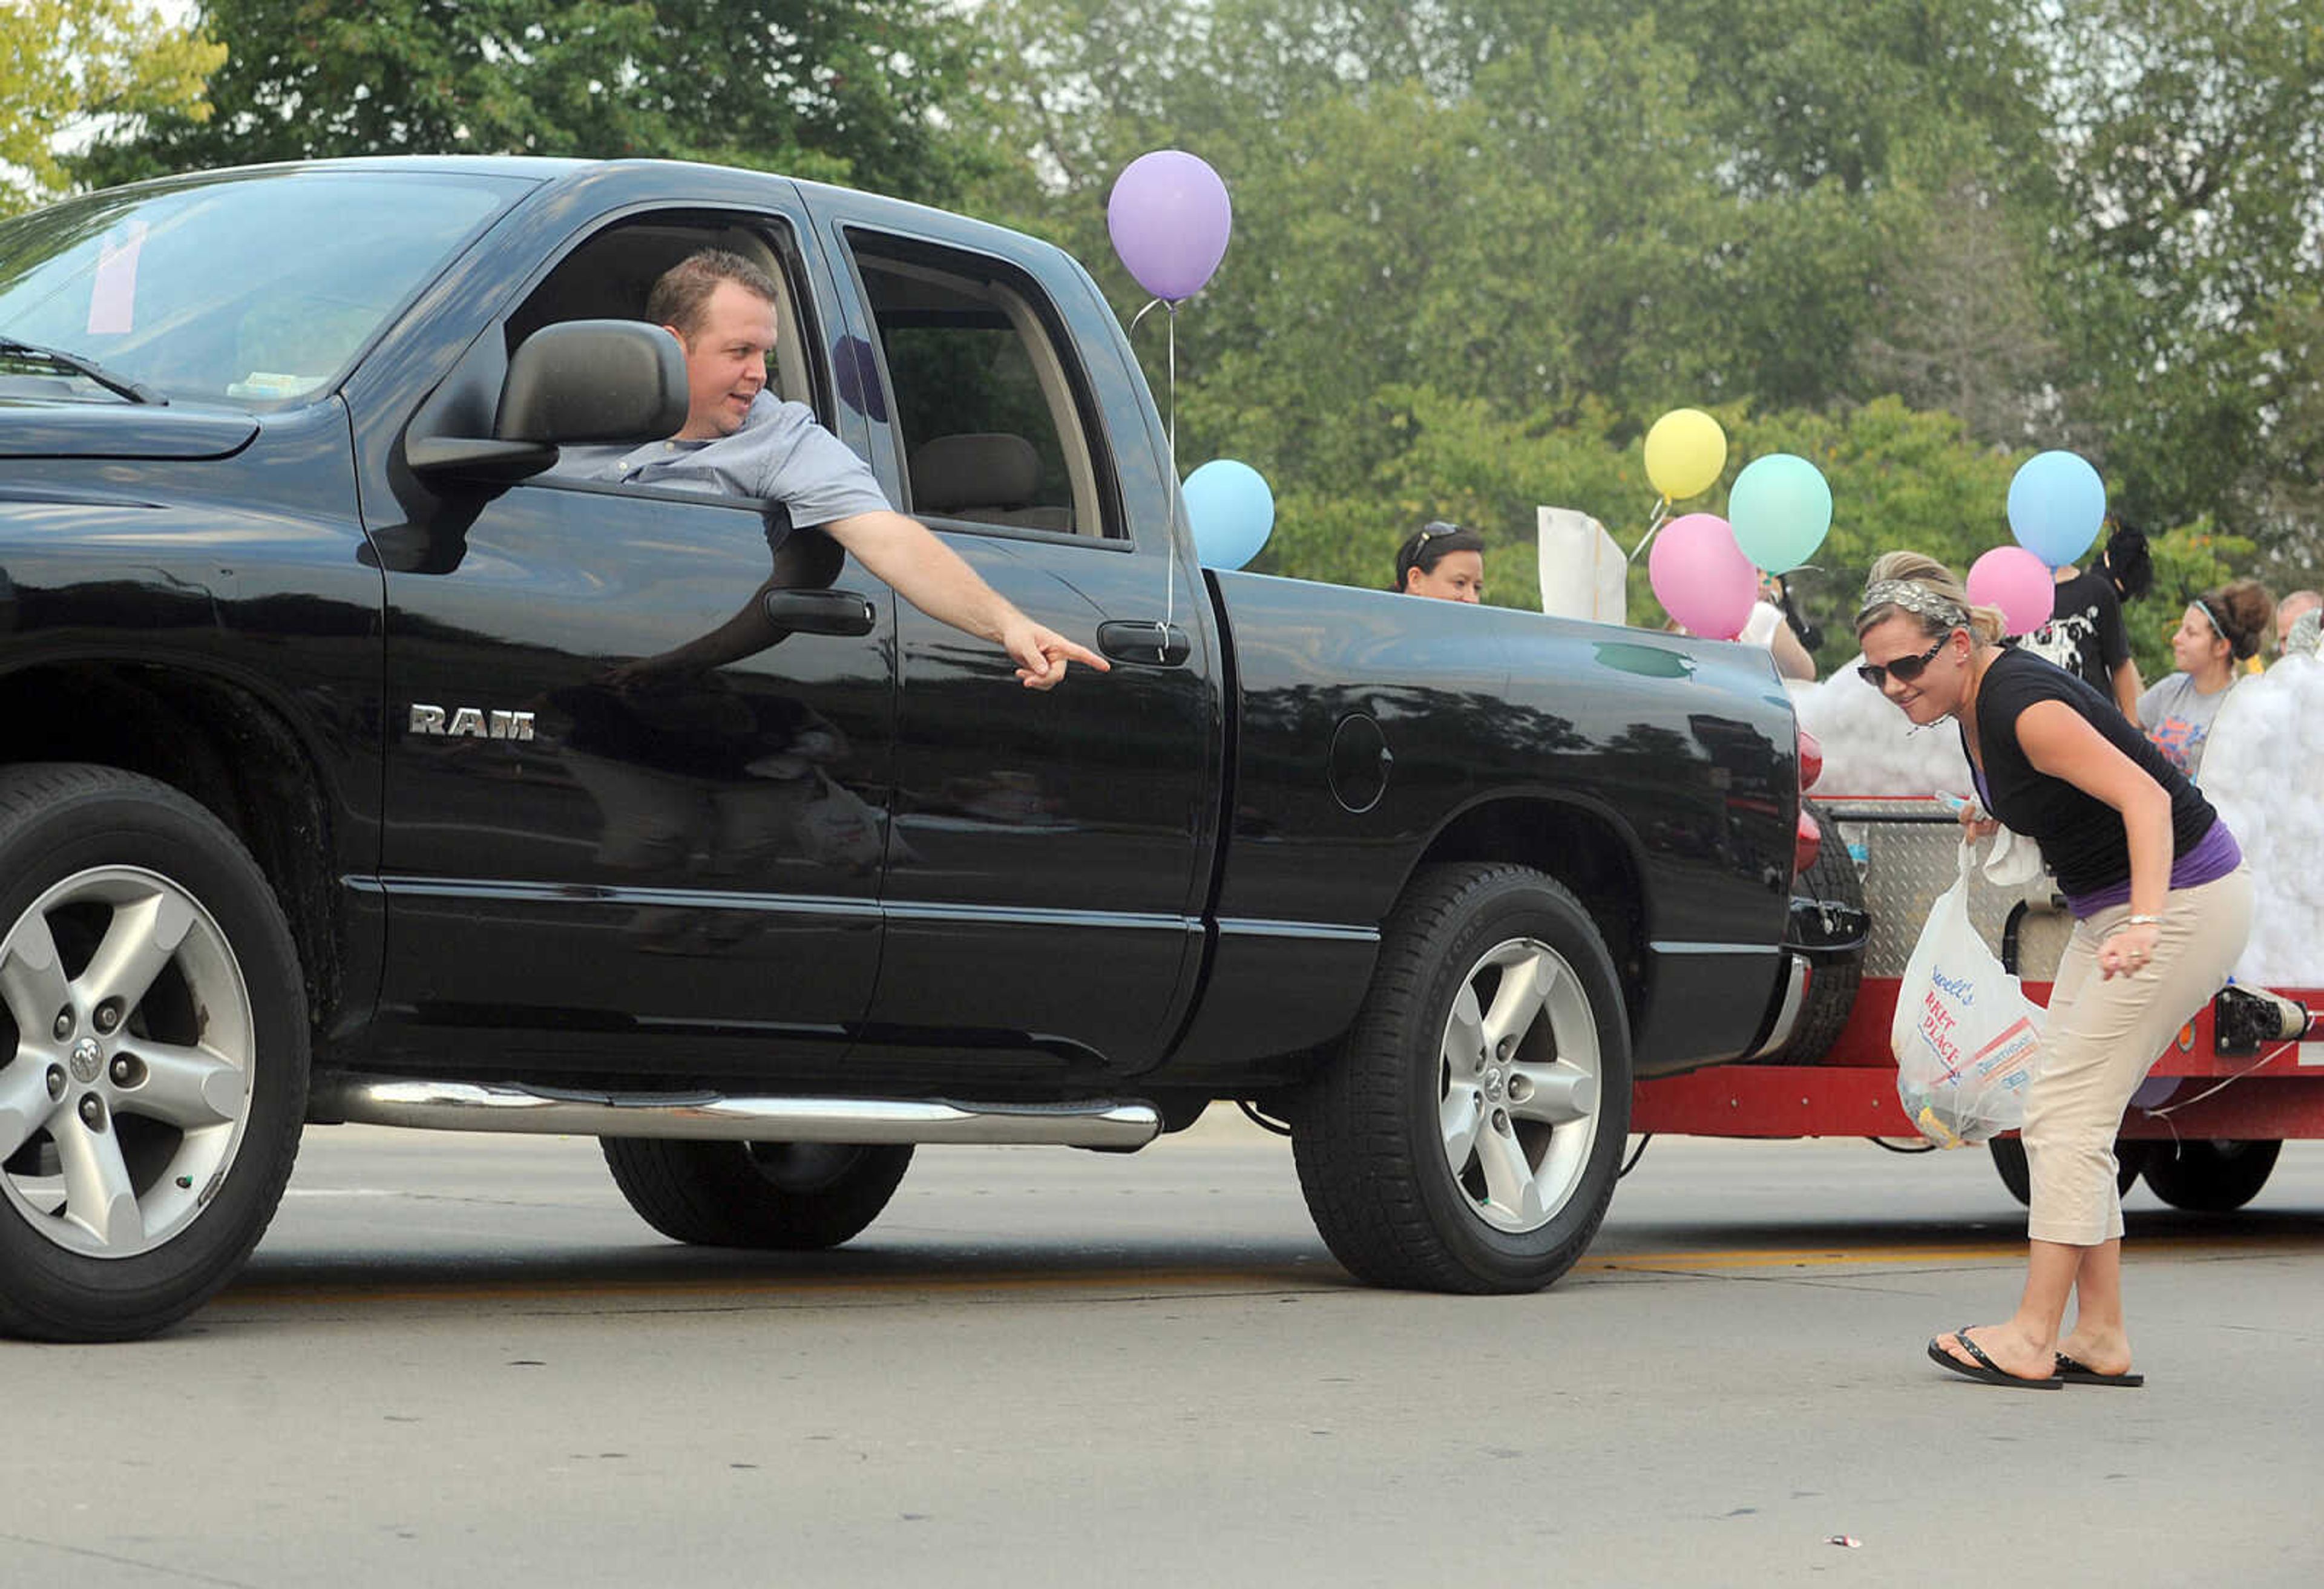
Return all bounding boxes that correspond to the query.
[844,238,1114,539]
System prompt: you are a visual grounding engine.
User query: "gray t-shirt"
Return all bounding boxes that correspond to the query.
[556,393,891,529]
[2136,671,2237,782]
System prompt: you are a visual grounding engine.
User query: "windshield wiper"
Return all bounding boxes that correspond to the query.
[0,337,166,406]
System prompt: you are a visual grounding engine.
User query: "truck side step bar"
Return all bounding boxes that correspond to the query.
[309,1075,1163,1150]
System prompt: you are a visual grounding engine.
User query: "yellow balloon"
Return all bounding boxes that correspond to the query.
[1643,408,1728,500]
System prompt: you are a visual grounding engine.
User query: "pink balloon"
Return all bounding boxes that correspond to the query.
[1968,545,2055,637]
[1650,513,1758,640]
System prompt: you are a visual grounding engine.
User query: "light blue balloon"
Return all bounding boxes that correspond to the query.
[2006,451,2106,568]
[1183,458,1275,570]
[1727,453,1833,573]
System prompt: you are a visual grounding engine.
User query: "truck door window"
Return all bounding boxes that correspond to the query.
[844,241,1112,539]
[505,213,817,414]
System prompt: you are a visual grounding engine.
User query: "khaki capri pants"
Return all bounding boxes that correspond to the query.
[2021,865,2254,1246]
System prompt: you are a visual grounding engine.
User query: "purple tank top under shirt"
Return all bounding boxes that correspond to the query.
[1969,765,2241,919]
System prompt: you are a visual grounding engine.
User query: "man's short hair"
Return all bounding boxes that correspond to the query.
[2277,589,2323,647]
[648,249,780,341]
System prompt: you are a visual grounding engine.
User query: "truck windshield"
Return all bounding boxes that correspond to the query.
[0,169,530,409]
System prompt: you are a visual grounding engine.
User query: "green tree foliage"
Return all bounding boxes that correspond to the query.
[74,1,983,204]
[45,1,2317,604]
[1,1,225,215]
[970,0,2316,606]
[2044,0,2324,574]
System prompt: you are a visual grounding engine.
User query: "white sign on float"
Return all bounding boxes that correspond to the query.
[1536,506,1625,624]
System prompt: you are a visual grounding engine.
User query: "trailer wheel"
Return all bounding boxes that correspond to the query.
[2140,1139,2280,1213]
[1773,800,1862,1063]
[1988,1135,2147,1207]
[1292,864,1630,1294]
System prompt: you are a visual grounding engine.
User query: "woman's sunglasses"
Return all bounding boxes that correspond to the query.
[1399,522,1461,575]
[1856,633,1952,689]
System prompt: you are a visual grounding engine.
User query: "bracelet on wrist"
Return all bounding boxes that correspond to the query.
[2122,914,2162,928]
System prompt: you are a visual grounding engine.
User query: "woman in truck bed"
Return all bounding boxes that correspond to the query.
[1391,521,1486,603]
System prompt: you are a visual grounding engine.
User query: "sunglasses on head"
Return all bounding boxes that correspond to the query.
[1855,632,1954,689]
[1400,522,1460,573]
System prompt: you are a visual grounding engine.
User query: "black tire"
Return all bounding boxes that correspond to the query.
[0,764,307,1342]
[600,1138,913,1249]
[2141,1139,2281,1213]
[1988,1135,2147,1207]
[1290,863,1632,1294]
[1774,799,1863,1063]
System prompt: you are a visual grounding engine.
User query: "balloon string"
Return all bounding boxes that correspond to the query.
[1628,496,1671,564]
[1163,301,1178,651]
[1126,294,1182,663]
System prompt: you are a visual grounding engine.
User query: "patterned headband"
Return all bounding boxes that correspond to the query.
[1859,579,1968,629]
[2191,598,2222,640]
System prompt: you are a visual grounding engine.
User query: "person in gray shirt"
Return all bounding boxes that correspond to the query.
[2136,578,2271,782]
[562,249,1106,691]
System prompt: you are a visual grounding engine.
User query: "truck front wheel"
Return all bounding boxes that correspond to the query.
[1292,864,1631,1293]
[0,765,307,1341]
[600,1138,913,1249]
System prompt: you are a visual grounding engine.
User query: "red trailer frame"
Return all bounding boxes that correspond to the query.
[1633,796,2324,1159]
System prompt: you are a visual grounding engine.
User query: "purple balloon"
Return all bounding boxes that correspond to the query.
[1107,150,1232,303]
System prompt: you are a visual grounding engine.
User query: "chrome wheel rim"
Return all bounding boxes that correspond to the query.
[1436,935,1603,1235]
[0,867,256,1259]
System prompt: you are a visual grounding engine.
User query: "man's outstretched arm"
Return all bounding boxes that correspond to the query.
[820,509,1109,689]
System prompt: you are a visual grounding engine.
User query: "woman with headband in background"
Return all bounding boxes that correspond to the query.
[1391,521,1486,603]
[2137,579,2273,782]
[1854,551,2251,1389]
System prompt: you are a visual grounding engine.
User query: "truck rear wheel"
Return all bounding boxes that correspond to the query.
[0,765,307,1342]
[1772,799,1862,1063]
[2140,1139,2280,1212]
[600,1138,913,1249]
[1292,863,1630,1293]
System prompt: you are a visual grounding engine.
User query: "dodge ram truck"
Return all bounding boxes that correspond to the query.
[0,157,1817,1339]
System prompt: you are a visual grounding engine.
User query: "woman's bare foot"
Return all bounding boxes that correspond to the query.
[1934,1323,2055,1381]
[2054,1328,2134,1378]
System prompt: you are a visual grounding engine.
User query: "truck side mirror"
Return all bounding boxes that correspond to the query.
[406,319,688,482]
[495,319,688,444]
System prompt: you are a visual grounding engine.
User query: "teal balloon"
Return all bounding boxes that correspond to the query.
[2006,451,2105,568]
[1183,458,1275,569]
[1726,453,1833,573]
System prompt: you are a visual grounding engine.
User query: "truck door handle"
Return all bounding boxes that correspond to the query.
[762,588,878,636]
[1097,620,1190,667]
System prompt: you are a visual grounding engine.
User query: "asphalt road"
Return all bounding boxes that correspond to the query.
[8,1116,2323,1587]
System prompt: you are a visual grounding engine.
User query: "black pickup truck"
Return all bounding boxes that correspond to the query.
[0,158,1817,1340]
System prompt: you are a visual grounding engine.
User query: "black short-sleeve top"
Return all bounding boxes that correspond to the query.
[1966,647,2217,899]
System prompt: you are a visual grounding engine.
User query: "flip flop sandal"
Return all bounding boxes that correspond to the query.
[2053,1352,2145,1388]
[1926,1326,2062,1389]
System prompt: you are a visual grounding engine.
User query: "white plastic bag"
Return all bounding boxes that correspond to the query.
[1935,791,2047,887]
[1892,840,2046,1147]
